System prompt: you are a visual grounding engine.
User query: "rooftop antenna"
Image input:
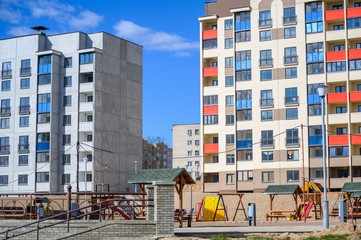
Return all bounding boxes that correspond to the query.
[31,26,49,36]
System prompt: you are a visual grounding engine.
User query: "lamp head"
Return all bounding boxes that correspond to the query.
[317,84,328,98]
[83,157,88,163]
[184,163,188,170]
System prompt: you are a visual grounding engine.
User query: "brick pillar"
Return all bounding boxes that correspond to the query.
[145,184,154,221]
[153,181,175,238]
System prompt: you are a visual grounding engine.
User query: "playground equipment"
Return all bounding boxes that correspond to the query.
[299,182,323,220]
[341,182,361,223]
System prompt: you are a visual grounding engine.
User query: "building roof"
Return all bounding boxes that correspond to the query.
[341,182,361,192]
[263,185,302,195]
[127,168,195,184]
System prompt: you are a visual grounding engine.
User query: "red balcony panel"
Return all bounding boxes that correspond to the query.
[326,51,346,62]
[327,92,347,103]
[350,91,361,102]
[202,29,218,40]
[347,7,361,19]
[203,67,218,78]
[204,144,219,154]
[203,105,218,115]
[325,9,344,21]
[328,135,349,146]
[348,49,361,60]
[351,134,361,145]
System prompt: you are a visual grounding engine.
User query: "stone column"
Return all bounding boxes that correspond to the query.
[153,181,175,238]
[145,184,154,221]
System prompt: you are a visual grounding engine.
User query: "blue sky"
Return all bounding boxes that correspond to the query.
[0,0,206,147]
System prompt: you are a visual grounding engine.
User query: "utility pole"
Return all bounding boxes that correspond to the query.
[84,157,88,219]
[76,141,80,205]
[301,124,306,223]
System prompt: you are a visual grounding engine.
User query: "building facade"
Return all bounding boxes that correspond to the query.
[199,0,361,192]
[0,30,143,193]
[142,139,173,169]
[173,124,201,179]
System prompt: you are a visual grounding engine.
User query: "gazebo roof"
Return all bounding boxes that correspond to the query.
[128,168,195,185]
[341,182,361,193]
[263,184,302,195]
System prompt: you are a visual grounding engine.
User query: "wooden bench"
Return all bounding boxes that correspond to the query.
[0,207,27,219]
[266,210,295,221]
[174,209,192,227]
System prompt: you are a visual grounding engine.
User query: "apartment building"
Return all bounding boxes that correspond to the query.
[199,0,361,193]
[0,29,143,193]
[143,139,173,169]
[173,124,201,179]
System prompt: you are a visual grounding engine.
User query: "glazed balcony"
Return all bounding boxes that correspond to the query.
[328,135,349,146]
[203,144,219,154]
[325,9,344,21]
[203,67,218,78]
[327,92,347,103]
[326,50,346,62]
[202,29,217,40]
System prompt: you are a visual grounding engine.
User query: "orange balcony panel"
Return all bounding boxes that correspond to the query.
[203,67,218,78]
[348,49,361,60]
[204,144,219,154]
[325,9,344,21]
[326,51,346,62]
[328,135,349,146]
[203,105,218,115]
[202,29,217,40]
[351,134,361,144]
[347,7,361,19]
[327,92,347,103]
[350,91,361,102]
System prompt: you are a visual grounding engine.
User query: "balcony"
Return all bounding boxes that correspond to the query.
[348,48,361,60]
[327,92,347,103]
[20,67,31,76]
[203,105,218,115]
[285,96,299,105]
[237,140,252,149]
[328,135,349,146]
[260,98,274,107]
[1,70,12,79]
[351,134,361,144]
[352,155,361,166]
[286,138,299,146]
[0,145,10,155]
[284,56,298,65]
[202,29,217,40]
[204,182,220,192]
[203,67,218,78]
[347,7,361,19]
[309,136,322,146]
[330,177,350,189]
[330,157,349,167]
[326,51,346,62]
[37,142,50,151]
[204,163,219,173]
[19,105,30,115]
[350,91,361,102]
[203,144,218,154]
[351,112,361,123]
[18,144,29,153]
[0,107,11,117]
[259,19,272,27]
[328,113,348,124]
[325,9,344,21]
[261,139,274,148]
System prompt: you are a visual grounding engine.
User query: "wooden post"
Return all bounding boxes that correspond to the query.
[67,185,72,233]
[220,195,229,221]
[179,176,183,228]
[301,124,306,222]
[269,195,273,221]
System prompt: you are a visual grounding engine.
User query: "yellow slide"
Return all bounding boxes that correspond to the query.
[202,197,226,221]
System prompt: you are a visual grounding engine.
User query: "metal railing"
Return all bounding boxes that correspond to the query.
[0,145,10,153]
[19,106,30,114]
[285,96,299,105]
[18,144,29,153]
[284,56,298,64]
[286,138,300,146]
[0,108,10,116]
[1,70,12,79]
[259,19,272,27]
[283,16,297,24]
[259,58,273,67]
[260,98,274,107]
[261,139,274,147]
[20,67,31,76]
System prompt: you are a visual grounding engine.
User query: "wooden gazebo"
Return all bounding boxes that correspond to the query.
[341,182,361,222]
[128,168,195,227]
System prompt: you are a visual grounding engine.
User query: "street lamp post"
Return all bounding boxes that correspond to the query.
[84,157,88,219]
[317,84,329,229]
[184,163,192,219]
[135,160,138,193]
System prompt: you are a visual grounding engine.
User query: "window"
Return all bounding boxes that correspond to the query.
[260,70,272,81]
[86,134,92,142]
[284,27,296,38]
[335,86,346,93]
[226,96,234,106]
[0,156,9,167]
[359,105,361,112]
[333,24,344,30]
[62,154,71,165]
[19,97,30,115]
[37,152,49,163]
[36,172,49,183]
[338,169,349,178]
[37,93,51,112]
[310,146,323,158]
[0,118,9,129]
[237,130,252,150]
[186,140,192,146]
[37,113,50,124]
[260,50,272,66]
[86,154,92,162]
[237,150,253,161]
[307,42,324,74]
[358,84,361,91]
[226,174,235,185]
[226,154,235,165]
[308,83,322,116]
[64,57,72,68]
[225,19,233,29]
[225,38,233,49]
[212,25,217,30]
[237,109,252,121]
[188,130,192,136]
[333,4,343,10]
[19,155,28,166]
[260,30,271,41]
[226,115,234,125]
[64,76,72,87]
[262,171,274,182]
[20,59,31,75]
[0,137,10,153]
[64,96,72,106]
[63,115,71,126]
[334,44,345,51]
[357,43,361,49]
[1,80,10,91]
[286,108,298,120]
[80,53,94,64]
[1,62,11,77]
[336,106,346,114]
[20,78,30,89]
[262,151,273,162]
[284,7,296,24]
[286,129,299,146]
[260,90,273,106]
[0,175,8,185]
[259,10,271,26]
[329,146,349,157]
[305,2,323,34]
[336,127,347,135]
[213,156,219,163]
[203,39,217,50]
[225,57,233,68]
[287,150,299,161]
[261,130,273,147]
[236,90,252,120]
[195,151,199,156]
[86,174,92,182]
[355,2,361,7]
[235,50,251,81]
[309,125,322,145]
[225,76,234,87]
[238,170,253,181]
[0,99,10,115]
[285,67,297,78]
[195,140,200,146]
[203,95,218,106]
[38,55,51,85]
[187,151,192,156]
[349,59,361,71]
[347,17,361,29]
[327,61,346,72]
[287,171,299,182]
[235,11,251,42]
[19,136,29,151]
[203,114,218,125]
[37,132,50,151]
[18,175,28,185]
[261,110,273,121]
[284,47,298,64]
[62,174,71,185]
[226,134,234,145]
[212,80,218,86]
[310,168,323,179]
[285,87,298,104]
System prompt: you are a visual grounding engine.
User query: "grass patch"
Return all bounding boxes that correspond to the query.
[304,235,349,240]
[210,236,230,240]
[246,237,273,240]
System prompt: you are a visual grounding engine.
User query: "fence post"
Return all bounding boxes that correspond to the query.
[132,199,135,220]
[99,202,102,223]
[145,185,154,221]
[67,185,72,233]
[29,194,32,220]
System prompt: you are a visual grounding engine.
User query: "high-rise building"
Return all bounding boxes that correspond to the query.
[143,139,173,169]
[199,0,361,193]
[0,30,143,193]
[173,124,201,179]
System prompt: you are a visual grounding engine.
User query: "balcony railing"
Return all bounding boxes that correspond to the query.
[259,19,272,27]
[0,145,10,154]
[283,16,297,24]
[0,107,11,116]
[19,105,30,114]
[259,59,273,67]
[18,144,29,153]
[286,138,299,146]
[285,96,299,105]
[20,67,31,76]
[284,56,298,64]
[260,98,274,107]
[261,139,274,147]
[1,70,12,79]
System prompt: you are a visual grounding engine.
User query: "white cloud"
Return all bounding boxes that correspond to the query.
[0,0,22,24]
[26,0,75,19]
[113,20,198,55]
[69,10,103,29]
[7,26,33,36]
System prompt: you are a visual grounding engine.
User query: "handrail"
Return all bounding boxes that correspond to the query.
[0,192,146,197]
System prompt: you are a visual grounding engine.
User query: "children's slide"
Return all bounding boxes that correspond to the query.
[112,206,131,220]
[301,201,314,220]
